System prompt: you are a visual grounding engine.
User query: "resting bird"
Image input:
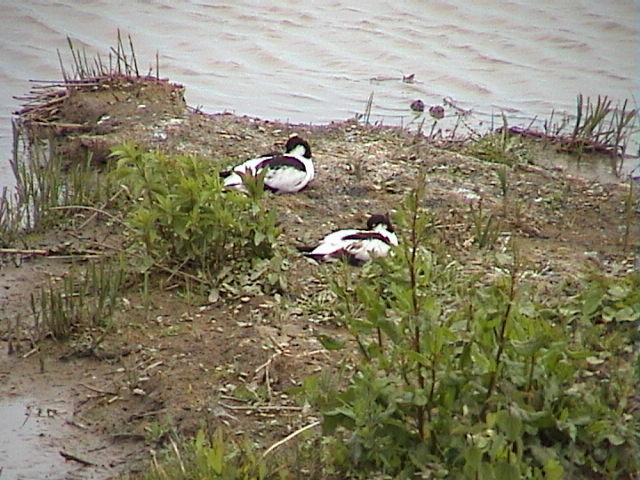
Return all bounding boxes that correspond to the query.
[220,136,314,194]
[298,214,398,266]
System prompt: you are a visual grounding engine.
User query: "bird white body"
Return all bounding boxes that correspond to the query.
[301,215,398,266]
[223,139,314,194]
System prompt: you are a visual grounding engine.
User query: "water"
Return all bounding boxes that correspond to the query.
[0,397,73,480]
[0,0,638,191]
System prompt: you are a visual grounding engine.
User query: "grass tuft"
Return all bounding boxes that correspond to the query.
[31,259,126,345]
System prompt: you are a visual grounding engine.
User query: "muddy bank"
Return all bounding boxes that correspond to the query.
[1,75,639,479]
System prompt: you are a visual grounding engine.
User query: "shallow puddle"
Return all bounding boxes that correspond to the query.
[0,397,77,480]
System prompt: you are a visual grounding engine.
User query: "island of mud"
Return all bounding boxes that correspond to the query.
[1,72,638,479]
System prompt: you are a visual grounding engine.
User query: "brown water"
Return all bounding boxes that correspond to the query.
[1,1,638,190]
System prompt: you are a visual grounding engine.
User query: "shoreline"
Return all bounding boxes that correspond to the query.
[1,73,638,479]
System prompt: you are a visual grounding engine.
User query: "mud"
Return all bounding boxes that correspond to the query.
[1,76,638,478]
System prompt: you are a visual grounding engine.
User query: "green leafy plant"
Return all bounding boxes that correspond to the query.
[137,429,288,480]
[305,176,639,479]
[110,143,282,294]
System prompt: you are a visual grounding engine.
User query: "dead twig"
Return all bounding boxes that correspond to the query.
[0,248,49,255]
[218,402,302,412]
[77,189,124,230]
[79,383,117,396]
[49,205,130,229]
[59,450,96,466]
[262,420,321,458]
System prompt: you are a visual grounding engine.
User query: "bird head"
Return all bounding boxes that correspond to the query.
[285,135,312,158]
[367,213,394,232]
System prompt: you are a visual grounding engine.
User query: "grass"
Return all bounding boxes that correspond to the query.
[567,94,637,158]
[466,113,531,165]
[30,259,126,345]
[469,201,502,249]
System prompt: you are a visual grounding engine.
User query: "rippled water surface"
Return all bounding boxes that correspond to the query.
[0,0,638,189]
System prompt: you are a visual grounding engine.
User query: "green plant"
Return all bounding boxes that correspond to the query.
[468,201,502,250]
[466,113,530,166]
[0,130,118,245]
[566,94,637,158]
[31,259,125,344]
[110,143,282,294]
[304,178,639,479]
[137,429,287,480]
[145,421,174,446]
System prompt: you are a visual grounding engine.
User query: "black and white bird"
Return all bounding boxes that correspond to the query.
[220,136,314,194]
[298,214,398,266]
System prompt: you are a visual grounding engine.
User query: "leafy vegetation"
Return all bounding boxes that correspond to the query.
[110,143,283,296]
[130,173,639,480]
[296,177,639,479]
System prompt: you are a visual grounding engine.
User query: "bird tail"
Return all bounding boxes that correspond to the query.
[296,246,326,263]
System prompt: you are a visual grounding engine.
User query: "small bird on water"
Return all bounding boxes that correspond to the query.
[220,135,314,194]
[410,99,425,112]
[298,214,398,266]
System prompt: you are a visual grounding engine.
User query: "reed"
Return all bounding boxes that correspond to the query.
[469,201,501,249]
[1,122,119,243]
[59,29,143,82]
[555,94,637,158]
[31,259,126,342]
[356,91,374,125]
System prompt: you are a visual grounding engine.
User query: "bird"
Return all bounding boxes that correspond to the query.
[410,99,425,112]
[298,214,398,266]
[220,135,314,194]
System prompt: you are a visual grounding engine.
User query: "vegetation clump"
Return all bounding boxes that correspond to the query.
[111,143,283,296]
[297,178,640,479]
